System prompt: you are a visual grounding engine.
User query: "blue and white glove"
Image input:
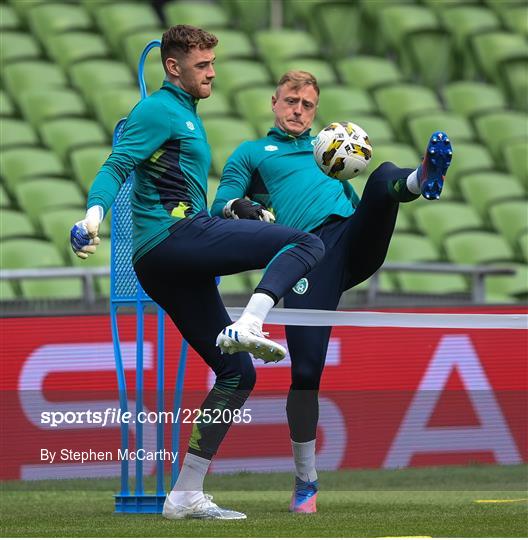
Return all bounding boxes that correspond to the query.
[70,206,104,260]
[223,198,275,223]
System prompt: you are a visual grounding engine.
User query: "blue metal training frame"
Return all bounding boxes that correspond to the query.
[111,40,189,514]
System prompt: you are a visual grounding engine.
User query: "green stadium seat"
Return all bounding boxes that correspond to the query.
[71,146,112,193]
[440,6,500,79]
[1,238,66,268]
[0,4,20,31]
[501,4,528,37]
[485,0,527,16]
[213,30,254,60]
[20,278,84,300]
[1,148,65,190]
[504,140,528,190]
[28,4,92,44]
[0,32,41,64]
[344,115,394,144]
[234,86,276,129]
[460,172,524,219]
[198,90,232,118]
[0,280,18,301]
[336,56,403,91]
[379,4,454,87]
[358,0,416,55]
[0,90,15,117]
[413,202,482,250]
[0,184,11,208]
[3,61,67,99]
[8,0,47,18]
[0,210,36,239]
[470,31,528,86]
[17,88,88,128]
[386,232,439,262]
[443,81,506,119]
[309,1,362,59]
[207,177,220,202]
[407,112,474,152]
[80,0,114,15]
[397,272,469,296]
[217,273,252,295]
[446,143,494,188]
[221,0,269,32]
[213,60,270,96]
[39,119,108,162]
[255,29,320,65]
[206,117,257,174]
[69,60,134,107]
[269,58,337,86]
[143,62,166,94]
[164,1,229,28]
[0,119,38,149]
[474,111,528,164]
[45,32,110,70]
[14,178,85,225]
[519,231,528,263]
[499,55,528,112]
[40,208,88,259]
[422,0,480,12]
[444,231,514,264]
[489,200,528,250]
[92,87,140,135]
[373,84,441,135]
[95,3,160,56]
[368,143,418,173]
[313,86,375,126]
[123,29,163,73]
[394,210,412,232]
[486,263,528,303]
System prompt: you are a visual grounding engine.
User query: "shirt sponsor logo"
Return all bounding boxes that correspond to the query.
[186,121,195,131]
[264,145,278,152]
[292,278,309,295]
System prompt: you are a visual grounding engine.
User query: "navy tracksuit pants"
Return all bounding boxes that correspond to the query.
[284,162,414,442]
[134,211,324,459]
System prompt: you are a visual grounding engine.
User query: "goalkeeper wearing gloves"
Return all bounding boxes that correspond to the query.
[211,70,452,514]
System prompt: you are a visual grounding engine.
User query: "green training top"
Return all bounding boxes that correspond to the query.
[87,81,211,264]
[211,127,359,233]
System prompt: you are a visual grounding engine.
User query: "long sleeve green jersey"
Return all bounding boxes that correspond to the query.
[87,81,211,264]
[211,127,360,233]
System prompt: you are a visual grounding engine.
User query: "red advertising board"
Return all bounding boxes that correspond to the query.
[1,307,526,481]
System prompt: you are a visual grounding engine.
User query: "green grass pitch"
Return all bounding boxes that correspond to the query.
[1,465,527,537]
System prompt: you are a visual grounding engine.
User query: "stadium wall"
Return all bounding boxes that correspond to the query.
[1,307,526,481]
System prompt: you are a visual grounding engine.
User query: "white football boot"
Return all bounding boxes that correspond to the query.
[162,492,246,520]
[216,320,286,363]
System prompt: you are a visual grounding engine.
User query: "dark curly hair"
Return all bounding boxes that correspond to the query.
[161,25,218,70]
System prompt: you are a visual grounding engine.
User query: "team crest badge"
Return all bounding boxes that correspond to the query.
[293,278,309,295]
[264,145,278,152]
[186,121,195,131]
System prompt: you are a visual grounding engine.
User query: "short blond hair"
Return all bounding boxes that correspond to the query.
[276,70,320,96]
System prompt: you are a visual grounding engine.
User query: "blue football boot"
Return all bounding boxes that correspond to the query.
[289,476,318,513]
[417,131,453,200]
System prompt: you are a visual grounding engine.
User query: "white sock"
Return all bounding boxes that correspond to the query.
[292,439,317,482]
[236,292,275,330]
[406,168,421,195]
[168,453,210,505]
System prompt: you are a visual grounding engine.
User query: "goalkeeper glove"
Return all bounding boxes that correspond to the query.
[223,199,275,223]
[70,205,103,259]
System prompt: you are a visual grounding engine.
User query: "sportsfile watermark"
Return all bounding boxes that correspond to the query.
[40,407,252,428]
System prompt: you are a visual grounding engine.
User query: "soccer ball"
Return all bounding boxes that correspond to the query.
[313,122,373,180]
